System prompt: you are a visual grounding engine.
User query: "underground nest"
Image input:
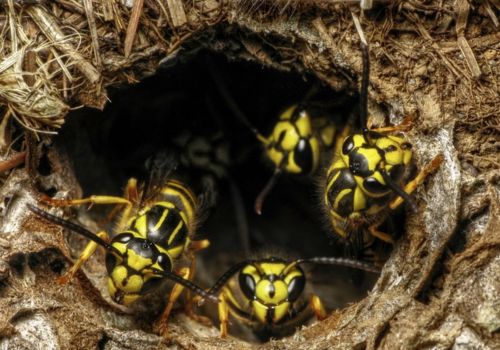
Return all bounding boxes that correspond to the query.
[0,1,499,349]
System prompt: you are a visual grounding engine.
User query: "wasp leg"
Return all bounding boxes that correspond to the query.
[310,294,328,320]
[124,177,139,202]
[218,292,230,337]
[98,178,138,229]
[157,267,191,337]
[367,225,395,244]
[389,154,444,210]
[369,116,413,133]
[41,178,138,232]
[185,239,210,289]
[189,239,210,253]
[183,240,212,326]
[40,195,131,208]
[0,151,26,173]
[58,230,109,284]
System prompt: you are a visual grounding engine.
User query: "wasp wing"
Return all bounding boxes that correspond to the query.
[141,151,178,206]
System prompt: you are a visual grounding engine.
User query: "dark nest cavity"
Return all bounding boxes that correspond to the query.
[41,50,392,342]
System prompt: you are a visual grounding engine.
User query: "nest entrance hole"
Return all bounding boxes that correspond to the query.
[52,50,380,342]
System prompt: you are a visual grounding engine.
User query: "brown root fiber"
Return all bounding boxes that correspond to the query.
[0,1,499,349]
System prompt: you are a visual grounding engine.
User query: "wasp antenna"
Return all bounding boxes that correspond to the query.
[351,12,370,140]
[206,57,263,139]
[380,170,418,213]
[151,268,219,303]
[295,256,381,274]
[207,260,253,296]
[27,204,120,255]
[255,168,281,215]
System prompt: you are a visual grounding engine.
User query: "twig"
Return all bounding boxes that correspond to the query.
[83,0,102,68]
[412,16,470,80]
[124,0,144,57]
[8,0,19,52]
[166,0,187,28]
[101,0,115,22]
[456,0,481,78]
[483,0,499,27]
[26,5,100,84]
[440,32,500,52]
[312,17,340,58]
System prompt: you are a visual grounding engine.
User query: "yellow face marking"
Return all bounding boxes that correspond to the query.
[284,153,302,173]
[111,265,128,288]
[126,249,153,271]
[294,111,312,137]
[274,121,300,152]
[257,262,286,276]
[255,280,288,304]
[273,302,291,323]
[122,274,144,293]
[252,300,269,324]
[266,148,284,168]
[112,242,127,255]
[362,148,382,172]
[377,137,403,165]
[352,134,367,147]
[284,269,302,284]
[153,208,169,232]
[242,265,262,284]
[310,137,321,172]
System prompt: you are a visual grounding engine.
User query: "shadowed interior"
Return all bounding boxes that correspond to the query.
[52,50,380,342]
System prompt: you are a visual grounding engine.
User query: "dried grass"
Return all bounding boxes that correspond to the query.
[0,0,497,167]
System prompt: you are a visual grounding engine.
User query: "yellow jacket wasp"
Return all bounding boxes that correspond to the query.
[323,15,443,248]
[201,255,379,337]
[208,59,336,215]
[27,158,218,336]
